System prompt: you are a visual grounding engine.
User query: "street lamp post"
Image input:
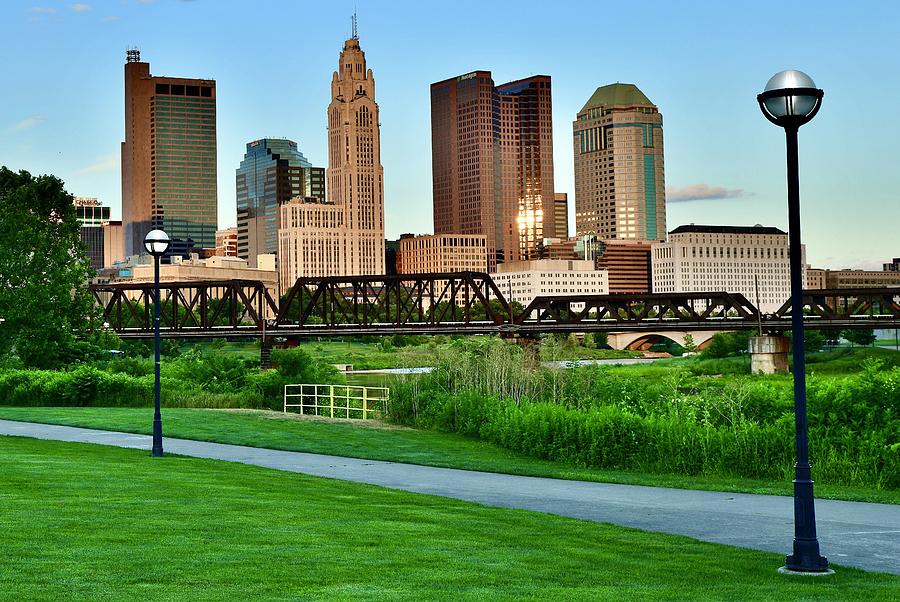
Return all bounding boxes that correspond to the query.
[758,70,829,574]
[143,229,171,458]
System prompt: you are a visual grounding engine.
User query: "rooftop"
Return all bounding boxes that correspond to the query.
[580,83,654,113]
[669,224,787,236]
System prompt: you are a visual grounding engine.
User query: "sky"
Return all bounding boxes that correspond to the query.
[2,0,899,270]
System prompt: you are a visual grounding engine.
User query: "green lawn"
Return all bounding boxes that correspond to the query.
[1,406,897,505]
[0,436,896,601]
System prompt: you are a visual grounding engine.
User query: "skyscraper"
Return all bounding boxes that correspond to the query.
[431,72,554,269]
[326,32,385,275]
[573,83,666,241]
[279,28,386,287]
[121,49,217,259]
[235,138,324,266]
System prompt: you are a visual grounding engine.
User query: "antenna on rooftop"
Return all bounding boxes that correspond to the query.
[351,10,358,39]
[126,47,141,63]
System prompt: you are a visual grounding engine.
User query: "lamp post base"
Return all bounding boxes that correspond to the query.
[784,543,829,573]
[778,566,834,576]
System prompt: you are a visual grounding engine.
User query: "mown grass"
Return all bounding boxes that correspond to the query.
[0,406,897,505]
[0,436,897,601]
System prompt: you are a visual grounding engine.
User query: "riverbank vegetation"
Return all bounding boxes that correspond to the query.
[1,333,897,497]
[385,339,900,492]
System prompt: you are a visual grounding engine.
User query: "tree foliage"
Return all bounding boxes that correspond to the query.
[0,167,97,368]
[843,328,876,347]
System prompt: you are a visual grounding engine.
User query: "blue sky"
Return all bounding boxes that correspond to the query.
[2,0,898,269]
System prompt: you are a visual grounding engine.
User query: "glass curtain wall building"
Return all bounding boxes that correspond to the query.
[235,138,325,267]
[431,71,555,270]
[73,197,110,270]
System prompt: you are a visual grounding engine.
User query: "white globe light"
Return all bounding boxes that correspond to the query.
[759,70,822,124]
[143,229,171,256]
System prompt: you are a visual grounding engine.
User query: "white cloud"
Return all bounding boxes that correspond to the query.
[102,15,120,21]
[75,153,118,176]
[31,7,57,13]
[666,184,747,203]
[72,3,91,12]
[14,116,47,131]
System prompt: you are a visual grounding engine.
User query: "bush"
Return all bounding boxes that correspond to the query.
[0,344,345,411]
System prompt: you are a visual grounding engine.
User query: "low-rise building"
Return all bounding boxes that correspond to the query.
[821,269,900,289]
[491,259,608,309]
[806,267,827,289]
[215,228,238,257]
[397,233,488,274]
[595,239,653,294]
[101,220,123,269]
[115,253,275,288]
[651,224,804,313]
[884,258,900,272]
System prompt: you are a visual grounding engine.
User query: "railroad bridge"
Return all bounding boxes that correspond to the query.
[90,272,900,347]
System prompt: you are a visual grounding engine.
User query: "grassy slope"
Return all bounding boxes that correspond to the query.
[0,436,897,601]
[1,406,896,505]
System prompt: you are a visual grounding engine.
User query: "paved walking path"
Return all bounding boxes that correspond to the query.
[2,419,899,575]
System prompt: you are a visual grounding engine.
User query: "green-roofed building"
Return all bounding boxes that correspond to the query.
[573,83,666,242]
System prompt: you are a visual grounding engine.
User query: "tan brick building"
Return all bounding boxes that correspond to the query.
[397,234,488,274]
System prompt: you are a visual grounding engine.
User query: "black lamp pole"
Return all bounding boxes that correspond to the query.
[758,70,828,573]
[144,229,170,458]
[152,251,163,457]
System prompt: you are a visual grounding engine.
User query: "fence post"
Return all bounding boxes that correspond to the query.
[363,387,368,419]
[329,385,334,418]
[283,385,287,413]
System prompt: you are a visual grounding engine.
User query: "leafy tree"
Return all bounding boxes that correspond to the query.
[682,334,698,354]
[842,328,876,347]
[0,167,97,368]
[702,331,751,358]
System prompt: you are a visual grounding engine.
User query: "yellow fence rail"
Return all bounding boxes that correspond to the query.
[283,384,389,420]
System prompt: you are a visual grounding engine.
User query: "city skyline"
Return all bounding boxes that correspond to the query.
[3,0,899,269]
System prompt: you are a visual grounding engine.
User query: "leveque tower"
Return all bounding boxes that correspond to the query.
[326,32,386,275]
[278,30,386,286]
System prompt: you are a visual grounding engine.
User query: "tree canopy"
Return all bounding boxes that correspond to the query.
[0,167,98,368]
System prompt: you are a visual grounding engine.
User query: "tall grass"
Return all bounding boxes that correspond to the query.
[385,340,899,490]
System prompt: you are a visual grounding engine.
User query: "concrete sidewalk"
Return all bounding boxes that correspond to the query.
[2,418,898,575]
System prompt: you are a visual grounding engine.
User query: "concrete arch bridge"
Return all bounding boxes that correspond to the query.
[606,331,717,351]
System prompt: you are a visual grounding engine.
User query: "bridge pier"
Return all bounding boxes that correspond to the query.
[260,337,273,369]
[749,335,790,374]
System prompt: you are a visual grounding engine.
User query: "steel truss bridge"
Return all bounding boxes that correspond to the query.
[89,272,900,339]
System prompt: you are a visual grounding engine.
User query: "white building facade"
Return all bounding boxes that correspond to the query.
[651,225,805,313]
[491,259,609,309]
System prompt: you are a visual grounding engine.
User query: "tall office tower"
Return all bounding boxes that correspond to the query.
[497,76,555,260]
[573,83,666,241]
[121,49,217,259]
[236,139,324,266]
[431,72,554,269]
[553,193,569,240]
[326,31,385,275]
